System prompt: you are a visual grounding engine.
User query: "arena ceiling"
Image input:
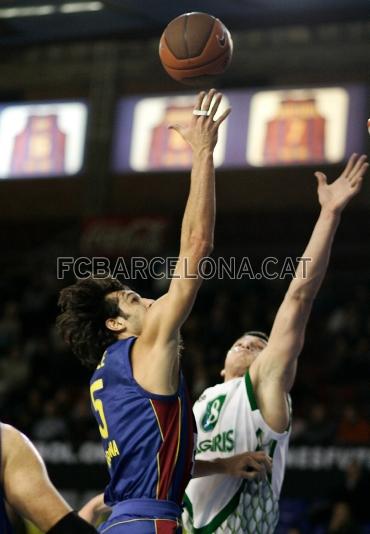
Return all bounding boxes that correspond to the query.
[0,0,369,47]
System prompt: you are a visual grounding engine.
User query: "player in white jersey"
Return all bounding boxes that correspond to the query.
[183,153,368,534]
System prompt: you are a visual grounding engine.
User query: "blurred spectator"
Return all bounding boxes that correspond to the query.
[31,399,69,441]
[0,300,21,351]
[333,460,370,524]
[327,501,360,534]
[335,404,370,445]
[0,261,368,452]
[300,403,336,445]
[0,345,30,398]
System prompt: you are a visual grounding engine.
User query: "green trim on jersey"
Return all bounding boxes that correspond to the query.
[184,492,193,519]
[244,371,257,411]
[184,482,245,534]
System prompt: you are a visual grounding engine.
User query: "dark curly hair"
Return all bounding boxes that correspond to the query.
[57,276,128,368]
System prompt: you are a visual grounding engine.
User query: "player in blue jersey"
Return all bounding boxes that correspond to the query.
[0,422,98,533]
[57,89,272,533]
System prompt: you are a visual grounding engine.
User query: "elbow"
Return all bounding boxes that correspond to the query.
[199,240,214,258]
[286,288,315,305]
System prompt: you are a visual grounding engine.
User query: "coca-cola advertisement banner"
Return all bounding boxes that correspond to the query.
[112,85,366,172]
[80,216,169,257]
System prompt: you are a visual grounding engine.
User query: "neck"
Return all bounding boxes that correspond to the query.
[117,332,137,340]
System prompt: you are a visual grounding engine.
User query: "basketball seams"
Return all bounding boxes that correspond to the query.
[161,48,230,72]
[159,12,233,83]
[187,14,215,58]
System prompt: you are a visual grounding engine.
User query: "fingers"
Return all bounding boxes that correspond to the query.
[167,123,183,138]
[240,470,264,481]
[262,455,272,474]
[342,153,359,177]
[245,456,265,473]
[348,154,368,180]
[197,89,231,125]
[200,88,217,113]
[193,91,206,112]
[238,452,272,481]
[168,123,181,132]
[315,171,327,186]
[208,92,222,119]
[251,452,272,474]
[249,451,272,464]
[239,463,267,481]
[208,91,231,125]
[215,107,231,127]
[349,162,368,188]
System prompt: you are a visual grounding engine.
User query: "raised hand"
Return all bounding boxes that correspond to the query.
[169,89,231,154]
[315,153,368,214]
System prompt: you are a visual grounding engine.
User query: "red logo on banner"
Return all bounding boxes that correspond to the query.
[263,98,325,164]
[81,217,169,257]
[148,105,193,169]
[11,115,66,175]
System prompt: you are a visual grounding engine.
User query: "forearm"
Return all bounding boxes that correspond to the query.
[289,208,340,300]
[192,458,227,478]
[193,451,272,480]
[180,149,215,251]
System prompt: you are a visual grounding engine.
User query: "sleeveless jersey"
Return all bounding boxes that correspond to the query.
[183,371,291,534]
[90,337,195,509]
[0,424,14,534]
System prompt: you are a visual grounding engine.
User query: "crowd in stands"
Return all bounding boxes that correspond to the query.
[1,266,369,448]
[0,260,369,534]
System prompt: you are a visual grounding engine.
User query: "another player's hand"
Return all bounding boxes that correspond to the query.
[79,493,111,526]
[168,89,231,153]
[222,451,272,481]
[315,153,368,214]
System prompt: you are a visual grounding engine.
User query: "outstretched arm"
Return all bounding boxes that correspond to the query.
[252,154,368,401]
[133,90,230,393]
[1,424,97,533]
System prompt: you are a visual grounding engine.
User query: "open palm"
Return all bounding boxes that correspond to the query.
[315,153,368,213]
[169,89,231,153]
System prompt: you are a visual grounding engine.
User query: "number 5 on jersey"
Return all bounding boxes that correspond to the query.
[90,379,109,439]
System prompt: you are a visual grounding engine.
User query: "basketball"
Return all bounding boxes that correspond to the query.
[159,12,233,85]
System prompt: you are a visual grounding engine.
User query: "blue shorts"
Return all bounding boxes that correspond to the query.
[98,498,182,534]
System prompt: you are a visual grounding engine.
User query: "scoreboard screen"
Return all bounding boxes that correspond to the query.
[0,100,88,179]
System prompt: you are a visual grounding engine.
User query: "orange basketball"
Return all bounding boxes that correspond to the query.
[159,12,233,85]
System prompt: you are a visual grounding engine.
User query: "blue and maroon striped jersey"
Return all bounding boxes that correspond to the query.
[90,337,195,507]
[0,425,14,534]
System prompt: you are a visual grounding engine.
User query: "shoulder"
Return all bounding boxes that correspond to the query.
[2,424,42,467]
[195,380,235,404]
[2,424,23,449]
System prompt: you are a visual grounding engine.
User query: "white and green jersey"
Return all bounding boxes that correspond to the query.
[183,371,291,534]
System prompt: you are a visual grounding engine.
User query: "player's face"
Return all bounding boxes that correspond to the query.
[108,289,154,336]
[223,335,267,378]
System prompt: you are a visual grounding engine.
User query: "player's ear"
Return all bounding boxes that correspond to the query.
[105,316,126,333]
[220,368,225,378]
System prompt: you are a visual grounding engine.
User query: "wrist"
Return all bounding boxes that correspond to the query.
[47,512,97,534]
[320,206,342,220]
[192,147,214,159]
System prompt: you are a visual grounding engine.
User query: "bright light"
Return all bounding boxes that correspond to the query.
[0,5,56,18]
[0,1,104,18]
[60,1,104,13]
